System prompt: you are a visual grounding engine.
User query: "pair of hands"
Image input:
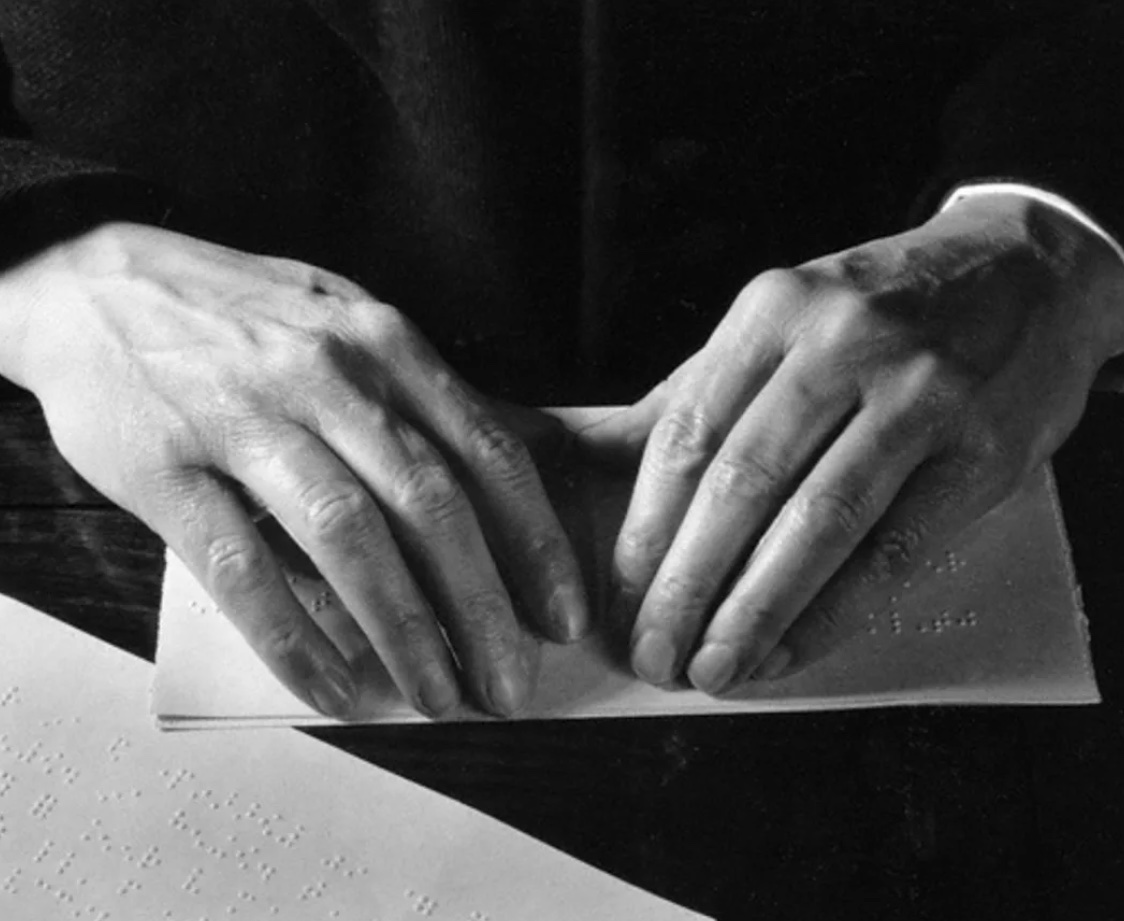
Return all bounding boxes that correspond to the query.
[1,193,1118,718]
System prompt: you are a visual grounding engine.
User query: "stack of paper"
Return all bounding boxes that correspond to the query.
[153,407,1098,728]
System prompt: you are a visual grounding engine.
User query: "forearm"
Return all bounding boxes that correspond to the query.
[929,192,1124,371]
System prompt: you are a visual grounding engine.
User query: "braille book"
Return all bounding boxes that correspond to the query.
[0,592,709,921]
[153,409,1099,728]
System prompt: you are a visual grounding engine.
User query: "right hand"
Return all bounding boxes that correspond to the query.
[0,223,589,718]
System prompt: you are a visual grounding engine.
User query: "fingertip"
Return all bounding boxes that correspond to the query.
[547,582,590,644]
[307,663,360,719]
[752,643,792,681]
[630,629,679,686]
[486,668,529,718]
[687,642,739,696]
[482,635,539,718]
[415,666,461,720]
[774,602,859,680]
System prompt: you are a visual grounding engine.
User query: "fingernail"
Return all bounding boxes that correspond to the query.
[631,630,679,685]
[487,667,529,718]
[755,644,792,681]
[548,583,589,643]
[309,668,357,718]
[688,642,739,695]
[416,670,460,719]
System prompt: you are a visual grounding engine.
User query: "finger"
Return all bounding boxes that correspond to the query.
[571,346,727,467]
[629,349,853,685]
[151,472,359,719]
[315,403,537,717]
[611,312,787,646]
[686,401,935,695]
[237,425,462,719]
[254,513,377,668]
[778,455,1011,675]
[391,351,590,647]
[570,383,670,466]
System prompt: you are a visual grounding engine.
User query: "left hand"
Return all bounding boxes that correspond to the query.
[582,193,1124,694]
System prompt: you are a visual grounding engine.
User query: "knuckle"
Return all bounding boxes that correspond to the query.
[738,267,807,309]
[616,526,672,570]
[809,291,872,352]
[797,487,873,539]
[260,619,300,658]
[204,533,272,595]
[525,529,568,565]
[394,461,465,522]
[68,222,142,277]
[886,358,972,442]
[257,619,307,668]
[459,589,511,624]
[651,572,717,617]
[863,522,927,584]
[297,481,373,544]
[379,603,431,647]
[726,599,785,639]
[429,367,462,399]
[467,417,533,478]
[456,590,517,649]
[705,452,786,504]
[897,350,949,400]
[648,408,722,479]
[363,302,413,348]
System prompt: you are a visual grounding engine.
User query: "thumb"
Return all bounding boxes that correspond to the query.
[563,383,672,468]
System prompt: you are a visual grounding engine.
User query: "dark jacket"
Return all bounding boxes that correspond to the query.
[1,1,1122,402]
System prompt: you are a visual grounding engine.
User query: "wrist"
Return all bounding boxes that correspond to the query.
[934,192,1124,369]
[0,242,50,391]
[0,221,127,394]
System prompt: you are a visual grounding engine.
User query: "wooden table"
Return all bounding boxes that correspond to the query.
[3,378,1123,920]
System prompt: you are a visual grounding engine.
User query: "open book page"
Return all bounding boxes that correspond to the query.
[0,592,709,921]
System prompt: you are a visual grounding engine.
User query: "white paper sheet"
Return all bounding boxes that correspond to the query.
[154,408,1099,728]
[0,593,708,921]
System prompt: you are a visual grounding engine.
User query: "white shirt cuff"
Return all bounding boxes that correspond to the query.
[941,182,1124,269]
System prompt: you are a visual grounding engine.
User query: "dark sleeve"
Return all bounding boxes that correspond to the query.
[0,57,172,272]
[912,2,1124,239]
